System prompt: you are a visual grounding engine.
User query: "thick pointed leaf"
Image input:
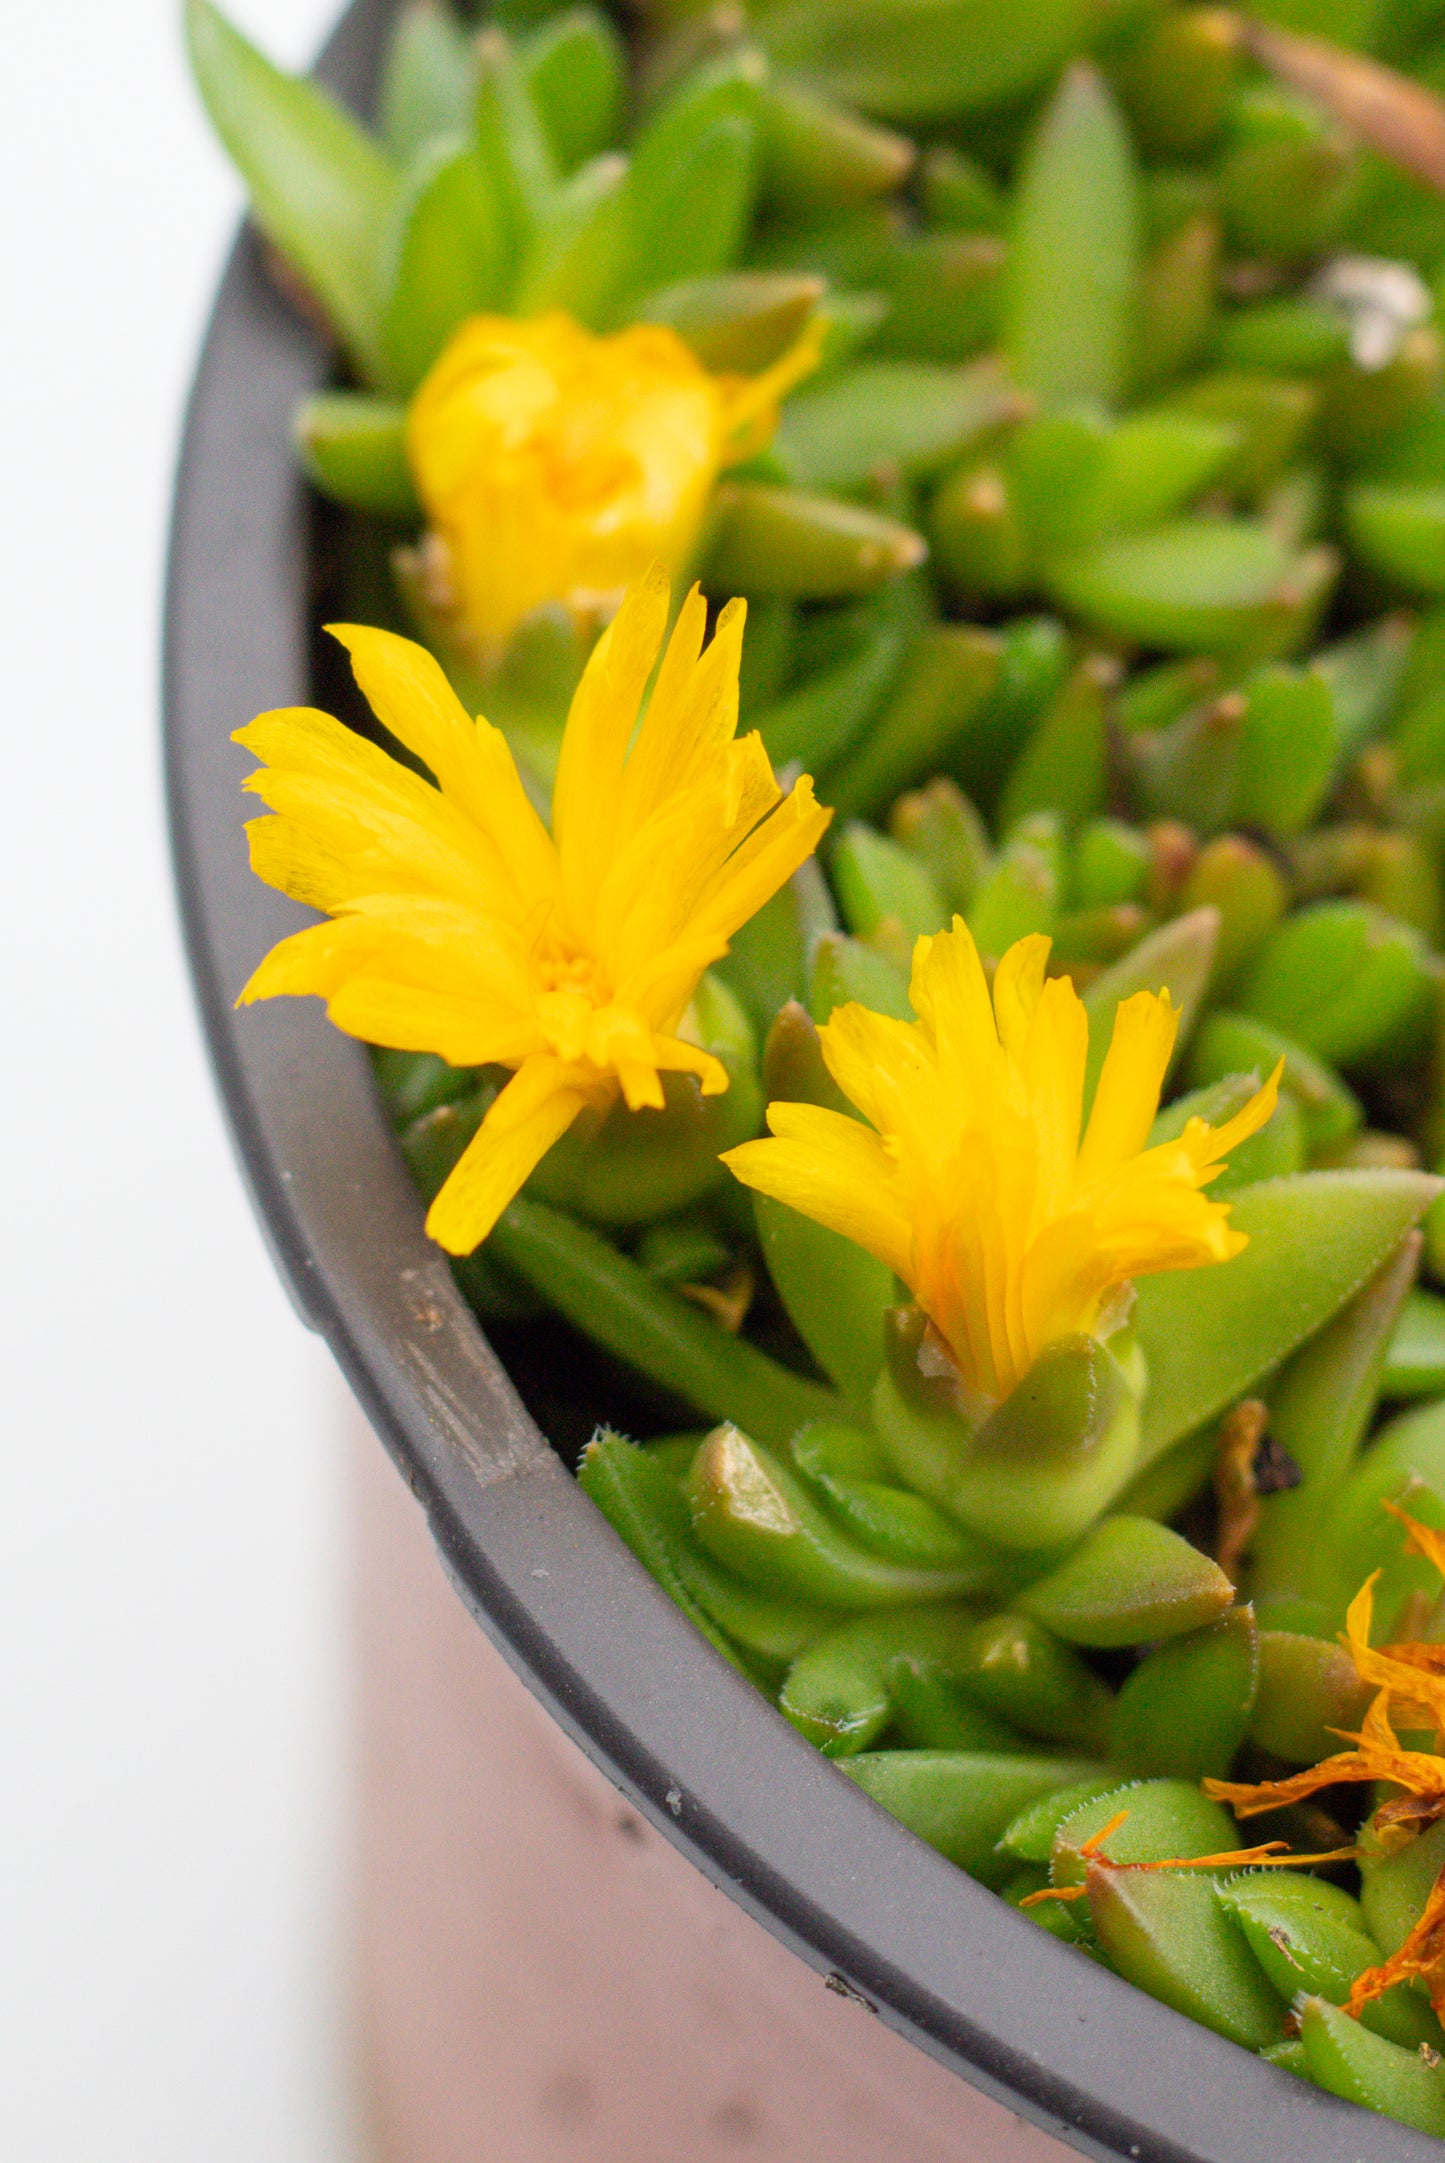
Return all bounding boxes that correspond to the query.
[754,1194,895,1411]
[1051,1778,1236,1886]
[1096,411,1238,534]
[379,136,510,392]
[1348,483,1445,596]
[379,1,475,166]
[1300,1998,1445,2136]
[473,23,558,282]
[1303,1399,1445,1629]
[637,271,824,375]
[843,1751,1102,1886]
[1017,1516,1233,1646]
[1047,522,1337,656]
[1110,1607,1257,1780]
[293,393,417,516]
[186,0,398,384]
[1250,1233,1421,1599]
[1004,62,1141,410]
[520,6,625,174]
[1089,1868,1283,2050]
[704,484,928,600]
[490,1198,842,1448]
[579,1431,831,1669]
[512,150,631,323]
[759,0,1092,125]
[1135,1170,1440,1465]
[773,356,1028,493]
[611,59,764,310]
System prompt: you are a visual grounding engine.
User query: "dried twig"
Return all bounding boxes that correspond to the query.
[1237,14,1445,195]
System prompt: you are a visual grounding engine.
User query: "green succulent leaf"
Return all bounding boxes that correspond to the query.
[773,357,1027,493]
[1134,1170,1441,1466]
[186,0,399,384]
[520,6,625,174]
[1048,522,1337,656]
[293,393,417,516]
[379,136,510,392]
[379,0,475,167]
[758,0,1092,125]
[1004,62,1141,411]
[843,1749,1104,1885]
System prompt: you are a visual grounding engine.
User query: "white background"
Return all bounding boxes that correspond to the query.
[3,3,360,2157]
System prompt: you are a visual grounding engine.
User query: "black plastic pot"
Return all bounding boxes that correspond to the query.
[164,8,1434,2157]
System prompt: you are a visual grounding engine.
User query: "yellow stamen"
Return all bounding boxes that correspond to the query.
[723,920,1280,1404]
[234,570,831,1253]
[405,310,820,663]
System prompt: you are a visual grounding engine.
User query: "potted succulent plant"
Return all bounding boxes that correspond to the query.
[172,0,1445,2152]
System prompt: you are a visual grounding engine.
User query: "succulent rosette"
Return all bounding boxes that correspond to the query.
[194,0,1445,2138]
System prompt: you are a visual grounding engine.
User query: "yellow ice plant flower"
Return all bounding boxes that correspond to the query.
[407,310,821,663]
[724,921,1280,1406]
[234,568,830,1254]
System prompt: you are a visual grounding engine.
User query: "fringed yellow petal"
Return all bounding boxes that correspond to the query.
[238,707,534,922]
[328,625,482,801]
[234,703,412,795]
[237,919,355,1005]
[426,1061,596,1253]
[1186,1059,1284,1169]
[1077,990,1179,1185]
[241,768,500,914]
[616,587,739,838]
[327,982,537,1066]
[551,564,671,909]
[1018,973,1089,1224]
[661,778,830,961]
[236,901,538,1064]
[329,623,560,911]
[616,936,740,1030]
[907,918,997,1085]
[991,934,1051,1064]
[1121,1062,1282,1198]
[649,1037,730,1095]
[244,815,360,912]
[818,1002,934,1144]
[725,1103,913,1283]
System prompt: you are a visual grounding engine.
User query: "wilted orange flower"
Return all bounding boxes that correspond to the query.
[1207,1502,1445,2023]
[1207,1504,1445,1839]
[1344,1872,1445,2025]
[1020,1808,1355,1910]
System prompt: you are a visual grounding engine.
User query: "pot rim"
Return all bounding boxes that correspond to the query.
[163,6,1436,2156]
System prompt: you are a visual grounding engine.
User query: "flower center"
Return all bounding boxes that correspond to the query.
[534,947,608,1005]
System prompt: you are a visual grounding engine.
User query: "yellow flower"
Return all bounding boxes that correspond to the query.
[234,568,830,1254]
[407,310,820,663]
[724,920,1279,1406]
